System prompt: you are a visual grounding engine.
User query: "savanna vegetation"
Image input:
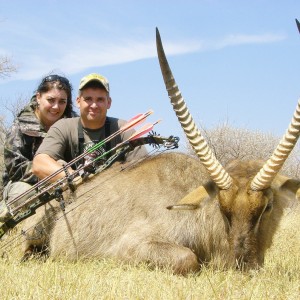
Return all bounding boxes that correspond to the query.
[0,120,300,299]
[1,56,300,299]
[0,54,17,197]
[0,55,17,79]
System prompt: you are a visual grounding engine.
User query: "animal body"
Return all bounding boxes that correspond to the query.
[21,29,300,275]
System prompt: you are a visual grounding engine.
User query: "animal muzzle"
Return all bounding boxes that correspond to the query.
[230,233,261,270]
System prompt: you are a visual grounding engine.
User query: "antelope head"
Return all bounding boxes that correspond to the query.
[156,27,300,269]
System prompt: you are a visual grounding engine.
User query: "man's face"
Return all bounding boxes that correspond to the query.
[76,87,111,129]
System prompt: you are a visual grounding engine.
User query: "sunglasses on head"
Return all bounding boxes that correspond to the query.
[41,75,70,86]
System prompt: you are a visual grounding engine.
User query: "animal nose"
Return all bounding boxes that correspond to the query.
[233,236,249,265]
[234,235,246,254]
[232,235,259,270]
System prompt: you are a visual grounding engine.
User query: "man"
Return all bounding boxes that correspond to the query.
[32,73,147,182]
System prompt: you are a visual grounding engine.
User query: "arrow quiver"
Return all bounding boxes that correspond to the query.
[0,134,179,239]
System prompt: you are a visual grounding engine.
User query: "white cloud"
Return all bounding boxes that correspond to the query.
[2,32,286,82]
[214,33,286,49]
[7,37,202,81]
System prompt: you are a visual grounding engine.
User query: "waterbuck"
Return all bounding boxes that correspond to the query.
[22,29,300,275]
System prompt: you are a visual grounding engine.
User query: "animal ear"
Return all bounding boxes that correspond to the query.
[166,182,217,211]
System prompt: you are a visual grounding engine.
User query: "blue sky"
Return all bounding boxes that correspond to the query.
[0,0,300,145]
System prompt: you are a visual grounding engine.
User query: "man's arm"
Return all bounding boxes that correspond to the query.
[32,119,76,182]
[32,153,70,182]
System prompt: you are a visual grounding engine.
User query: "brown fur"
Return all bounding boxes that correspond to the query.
[21,153,300,275]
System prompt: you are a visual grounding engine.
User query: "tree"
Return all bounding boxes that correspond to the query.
[0,55,17,78]
[185,121,300,178]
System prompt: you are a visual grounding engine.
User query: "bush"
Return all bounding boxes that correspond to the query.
[185,121,300,178]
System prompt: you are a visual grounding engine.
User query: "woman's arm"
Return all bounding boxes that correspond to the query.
[3,122,38,184]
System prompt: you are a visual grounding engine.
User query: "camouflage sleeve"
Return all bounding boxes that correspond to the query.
[3,122,38,185]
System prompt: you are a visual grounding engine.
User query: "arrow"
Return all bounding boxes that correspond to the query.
[129,120,161,141]
[93,120,161,163]
[7,110,153,209]
[86,110,153,154]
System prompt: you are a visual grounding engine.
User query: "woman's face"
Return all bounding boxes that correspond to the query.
[35,88,68,129]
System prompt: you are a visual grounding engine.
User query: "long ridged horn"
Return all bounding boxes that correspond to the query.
[156,28,233,190]
[251,99,300,190]
[296,19,300,34]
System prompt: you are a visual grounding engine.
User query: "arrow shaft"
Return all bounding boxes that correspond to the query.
[93,121,160,163]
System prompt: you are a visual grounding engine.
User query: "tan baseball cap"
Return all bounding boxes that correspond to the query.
[79,73,109,92]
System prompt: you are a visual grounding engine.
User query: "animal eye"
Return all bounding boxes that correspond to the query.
[222,211,232,228]
[264,202,273,213]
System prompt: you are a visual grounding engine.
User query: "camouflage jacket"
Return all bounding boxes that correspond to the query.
[2,103,47,187]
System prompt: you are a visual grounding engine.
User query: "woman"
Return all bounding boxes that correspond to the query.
[0,74,76,221]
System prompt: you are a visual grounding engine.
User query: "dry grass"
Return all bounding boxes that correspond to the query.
[1,123,300,299]
[1,205,300,300]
